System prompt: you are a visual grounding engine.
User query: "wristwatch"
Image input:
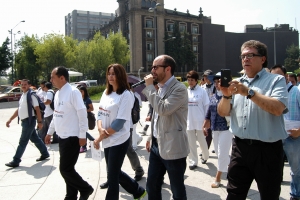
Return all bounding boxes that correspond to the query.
[247,89,255,99]
[223,95,232,99]
[37,121,42,124]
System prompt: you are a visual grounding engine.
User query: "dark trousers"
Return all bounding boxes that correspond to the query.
[82,132,95,148]
[59,137,91,200]
[39,114,58,143]
[127,128,144,175]
[147,139,187,200]
[227,137,283,200]
[104,138,144,200]
[205,128,213,149]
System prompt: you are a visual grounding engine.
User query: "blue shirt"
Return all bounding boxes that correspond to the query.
[230,69,288,142]
[284,82,300,121]
[206,93,228,131]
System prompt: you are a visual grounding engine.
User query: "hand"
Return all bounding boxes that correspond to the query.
[79,138,86,146]
[225,80,248,97]
[45,134,52,144]
[94,139,100,150]
[144,74,154,86]
[98,128,109,140]
[6,120,11,128]
[203,128,208,136]
[145,116,151,121]
[146,141,151,152]
[37,122,43,130]
[288,129,300,138]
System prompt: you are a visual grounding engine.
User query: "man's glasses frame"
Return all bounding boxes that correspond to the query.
[151,65,168,70]
[239,53,262,60]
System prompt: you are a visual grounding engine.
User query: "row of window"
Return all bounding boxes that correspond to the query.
[145,19,199,34]
[146,53,198,63]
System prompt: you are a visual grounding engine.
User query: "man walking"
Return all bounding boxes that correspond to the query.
[45,66,93,200]
[5,79,49,168]
[142,55,189,200]
[218,40,288,199]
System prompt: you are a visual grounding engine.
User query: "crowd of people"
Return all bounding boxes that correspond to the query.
[4,39,300,200]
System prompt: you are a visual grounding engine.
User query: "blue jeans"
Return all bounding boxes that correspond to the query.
[283,136,300,199]
[147,140,187,200]
[104,138,144,200]
[13,117,49,164]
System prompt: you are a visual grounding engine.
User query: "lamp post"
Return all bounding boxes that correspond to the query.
[149,3,161,58]
[9,20,25,84]
[138,67,144,80]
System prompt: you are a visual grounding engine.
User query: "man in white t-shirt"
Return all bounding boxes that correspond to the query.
[36,80,47,102]
[5,79,49,168]
[45,66,93,200]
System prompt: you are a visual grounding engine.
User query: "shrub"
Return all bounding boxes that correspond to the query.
[87,85,106,96]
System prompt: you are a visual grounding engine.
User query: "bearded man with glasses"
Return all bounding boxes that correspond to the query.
[218,40,289,199]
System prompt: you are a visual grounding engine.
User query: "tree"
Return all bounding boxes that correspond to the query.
[0,38,12,76]
[284,44,299,72]
[107,31,130,66]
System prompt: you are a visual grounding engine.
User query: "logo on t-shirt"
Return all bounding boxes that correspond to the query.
[98,107,110,118]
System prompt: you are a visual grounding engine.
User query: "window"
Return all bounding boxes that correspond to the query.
[147,53,153,62]
[192,36,198,42]
[193,46,198,53]
[179,23,186,32]
[167,23,174,32]
[147,43,152,50]
[192,26,199,34]
[146,19,153,28]
[194,55,198,62]
[146,31,153,38]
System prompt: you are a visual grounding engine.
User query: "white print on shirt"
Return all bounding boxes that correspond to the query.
[98,107,110,118]
[53,110,64,118]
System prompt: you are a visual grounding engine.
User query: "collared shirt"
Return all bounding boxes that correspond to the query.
[201,83,215,99]
[284,82,300,121]
[44,90,54,118]
[18,90,39,120]
[153,76,175,138]
[230,69,288,142]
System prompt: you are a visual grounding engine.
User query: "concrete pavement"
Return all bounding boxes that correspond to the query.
[0,101,292,200]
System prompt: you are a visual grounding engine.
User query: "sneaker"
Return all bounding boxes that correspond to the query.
[5,161,19,168]
[201,158,207,164]
[36,155,50,162]
[134,190,147,200]
[80,147,87,153]
[137,136,143,146]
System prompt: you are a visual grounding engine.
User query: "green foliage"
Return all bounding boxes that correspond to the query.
[107,31,130,66]
[284,44,299,72]
[87,85,106,96]
[0,38,12,76]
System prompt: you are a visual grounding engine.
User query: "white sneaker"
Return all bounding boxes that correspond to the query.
[137,136,143,146]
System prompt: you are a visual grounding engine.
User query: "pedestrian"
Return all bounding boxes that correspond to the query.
[93,63,146,200]
[45,66,94,200]
[139,103,153,136]
[142,55,189,200]
[203,73,232,188]
[186,70,210,170]
[218,40,288,199]
[270,64,300,200]
[5,79,49,168]
[78,86,95,153]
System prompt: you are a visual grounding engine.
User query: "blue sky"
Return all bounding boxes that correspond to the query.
[1,0,299,44]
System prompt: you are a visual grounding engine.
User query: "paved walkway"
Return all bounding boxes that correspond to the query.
[0,101,291,199]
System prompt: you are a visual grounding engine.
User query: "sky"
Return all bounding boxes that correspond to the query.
[1,0,300,45]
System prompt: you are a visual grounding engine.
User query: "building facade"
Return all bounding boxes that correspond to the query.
[65,10,115,41]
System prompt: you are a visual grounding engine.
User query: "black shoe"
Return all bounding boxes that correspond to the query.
[212,150,215,153]
[199,153,202,156]
[100,181,109,189]
[79,186,94,200]
[201,158,207,164]
[189,165,197,170]
[5,161,19,168]
[134,170,145,181]
[36,155,50,162]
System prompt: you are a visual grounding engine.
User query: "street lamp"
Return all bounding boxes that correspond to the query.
[138,67,144,80]
[149,3,161,58]
[9,20,25,84]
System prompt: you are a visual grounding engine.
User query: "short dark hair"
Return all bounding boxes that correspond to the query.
[21,79,31,85]
[105,63,130,95]
[45,82,52,89]
[241,40,268,68]
[270,64,286,75]
[288,73,297,82]
[40,80,47,85]
[162,55,176,75]
[78,86,89,99]
[186,70,199,81]
[54,66,69,82]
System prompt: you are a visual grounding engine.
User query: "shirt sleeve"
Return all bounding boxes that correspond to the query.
[31,94,39,107]
[46,91,53,101]
[47,119,55,135]
[117,91,134,120]
[72,89,88,138]
[111,119,126,131]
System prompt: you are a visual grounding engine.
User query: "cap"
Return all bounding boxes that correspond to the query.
[213,72,221,80]
[203,70,213,76]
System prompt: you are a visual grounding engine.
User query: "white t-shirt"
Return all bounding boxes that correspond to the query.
[47,83,88,139]
[44,90,54,118]
[98,90,133,148]
[187,85,210,130]
[18,91,39,120]
[36,87,46,102]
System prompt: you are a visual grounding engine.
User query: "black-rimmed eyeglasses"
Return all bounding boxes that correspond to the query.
[151,65,168,70]
[239,53,262,60]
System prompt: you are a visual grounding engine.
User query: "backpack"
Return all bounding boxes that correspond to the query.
[48,90,55,110]
[27,89,46,120]
[131,95,140,124]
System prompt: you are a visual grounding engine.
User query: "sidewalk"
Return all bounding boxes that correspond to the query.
[0,101,291,200]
